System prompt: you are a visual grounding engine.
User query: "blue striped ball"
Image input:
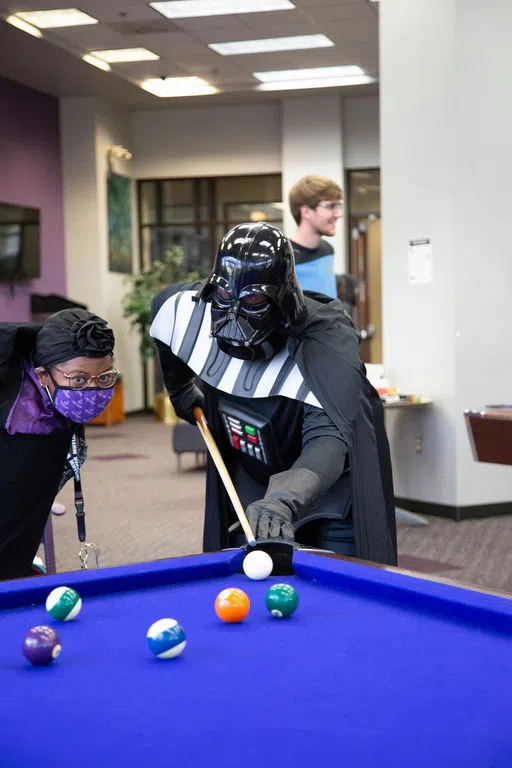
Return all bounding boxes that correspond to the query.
[146,618,186,659]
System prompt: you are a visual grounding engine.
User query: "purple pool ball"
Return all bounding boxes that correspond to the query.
[22,626,62,666]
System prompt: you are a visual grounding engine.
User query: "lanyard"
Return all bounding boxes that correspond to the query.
[66,430,99,569]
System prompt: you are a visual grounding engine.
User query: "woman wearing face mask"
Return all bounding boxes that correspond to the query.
[0,308,117,580]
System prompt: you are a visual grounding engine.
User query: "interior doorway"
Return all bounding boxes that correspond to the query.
[346,168,382,364]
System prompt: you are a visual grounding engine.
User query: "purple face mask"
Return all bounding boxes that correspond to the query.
[51,386,114,423]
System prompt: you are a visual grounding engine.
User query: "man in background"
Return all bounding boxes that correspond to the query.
[288,175,344,299]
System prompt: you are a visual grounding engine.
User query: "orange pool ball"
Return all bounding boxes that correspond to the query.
[215,587,250,623]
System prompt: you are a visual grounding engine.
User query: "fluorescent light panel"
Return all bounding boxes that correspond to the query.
[15,9,98,29]
[209,34,334,56]
[257,75,375,91]
[82,54,111,72]
[150,0,294,18]
[141,76,218,97]
[253,65,365,82]
[90,48,160,63]
[6,15,43,38]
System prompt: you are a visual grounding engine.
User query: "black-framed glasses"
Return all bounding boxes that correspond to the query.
[315,201,344,212]
[53,367,121,390]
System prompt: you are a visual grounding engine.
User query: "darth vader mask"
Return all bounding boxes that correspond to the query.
[199,223,307,360]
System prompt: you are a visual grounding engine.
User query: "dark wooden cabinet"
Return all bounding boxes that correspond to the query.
[465,408,512,465]
[88,381,124,427]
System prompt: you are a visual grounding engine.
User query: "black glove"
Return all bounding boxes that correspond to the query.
[246,499,295,541]
[245,468,322,542]
[169,381,205,425]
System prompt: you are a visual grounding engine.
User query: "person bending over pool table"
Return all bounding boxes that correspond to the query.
[0,309,117,580]
[151,222,396,565]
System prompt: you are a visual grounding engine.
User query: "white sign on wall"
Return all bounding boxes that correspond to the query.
[408,237,433,284]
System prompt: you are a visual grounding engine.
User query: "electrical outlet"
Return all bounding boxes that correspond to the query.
[415,434,423,454]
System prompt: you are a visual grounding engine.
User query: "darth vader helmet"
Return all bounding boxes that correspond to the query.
[199,222,307,359]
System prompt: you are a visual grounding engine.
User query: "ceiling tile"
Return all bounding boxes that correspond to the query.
[79,3,164,24]
[242,16,322,36]
[47,25,127,51]
[239,8,308,29]
[186,22,261,44]
[113,58,189,80]
[306,5,375,21]
[327,18,378,45]
[294,0,361,6]
[168,14,252,32]
[124,31,208,56]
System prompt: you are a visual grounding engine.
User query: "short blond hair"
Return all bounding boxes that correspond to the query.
[288,175,342,224]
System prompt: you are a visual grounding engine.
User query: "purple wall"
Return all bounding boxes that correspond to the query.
[0,77,66,321]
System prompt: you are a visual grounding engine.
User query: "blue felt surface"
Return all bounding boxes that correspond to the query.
[1,553,512,767]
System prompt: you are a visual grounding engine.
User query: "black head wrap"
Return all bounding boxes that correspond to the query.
[34,309,115,368]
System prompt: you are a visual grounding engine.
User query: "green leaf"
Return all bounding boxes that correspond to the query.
[122,245,205,361]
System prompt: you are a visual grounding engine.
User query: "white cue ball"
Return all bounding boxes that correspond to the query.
[243,550,273,581]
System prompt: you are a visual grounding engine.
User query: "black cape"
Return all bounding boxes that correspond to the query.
[154,284,397,566]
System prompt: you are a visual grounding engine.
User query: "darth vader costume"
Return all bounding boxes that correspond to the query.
[151,223,397,566]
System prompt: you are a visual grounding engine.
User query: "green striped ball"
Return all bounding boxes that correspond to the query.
[45,587,82,622]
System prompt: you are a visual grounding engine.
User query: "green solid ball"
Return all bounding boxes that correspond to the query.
[265,583,298,618]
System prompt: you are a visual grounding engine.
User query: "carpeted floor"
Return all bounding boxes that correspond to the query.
[40,413,512,595]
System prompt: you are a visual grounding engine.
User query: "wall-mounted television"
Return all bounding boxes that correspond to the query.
[0,203,40,281]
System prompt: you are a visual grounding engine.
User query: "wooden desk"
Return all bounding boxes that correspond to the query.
[383,397,433,526]
[88,381,124,427]
[383,398,433,409]
[465,407,512,465]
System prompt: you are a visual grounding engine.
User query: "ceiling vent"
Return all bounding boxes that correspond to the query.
[108,19,178,36]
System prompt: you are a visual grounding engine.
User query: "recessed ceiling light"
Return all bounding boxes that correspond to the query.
[82,54,111,72]
[257,75,375,91]
[89,48,160,64]
[6,15,43,38]
[209,34,334,56]
[253,65,365,82]
[141,76,218,97]
[15,9,98,29]
[150,0,294,18]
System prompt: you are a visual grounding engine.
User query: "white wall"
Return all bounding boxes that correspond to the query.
[453,0,512,505]
[60,98,143,413]
[380,0,512,508]
[132,94,366,274]
[60,99,101,306]
[343,96,380,169]
[281,96,345,272]
[132,103,282,179]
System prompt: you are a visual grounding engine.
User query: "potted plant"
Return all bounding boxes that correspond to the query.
[122,245,201,413]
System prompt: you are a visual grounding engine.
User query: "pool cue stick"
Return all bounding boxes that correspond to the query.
[193,406,256,547]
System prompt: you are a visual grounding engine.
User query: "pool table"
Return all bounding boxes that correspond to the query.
[1,548,511,768]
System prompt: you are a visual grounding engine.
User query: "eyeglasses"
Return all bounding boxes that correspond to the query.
[315,201,344,212]
[53,367,121,390]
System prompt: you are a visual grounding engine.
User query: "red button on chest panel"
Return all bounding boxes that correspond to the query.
[232,435,241,450]
[247,434,259,444]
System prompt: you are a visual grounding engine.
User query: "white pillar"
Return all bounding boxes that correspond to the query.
[60,98,143,412]
[380,0,512,513]
[281,96,346,273]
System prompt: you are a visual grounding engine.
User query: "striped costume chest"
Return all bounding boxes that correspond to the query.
[150,290,322,408]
